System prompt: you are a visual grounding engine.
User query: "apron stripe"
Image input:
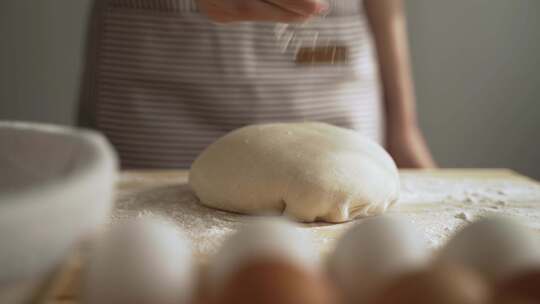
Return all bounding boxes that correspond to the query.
[109,0,198,12]
[97,77,378,93]
[97,94,379,110]
[97,109,379,126]
[97,82,377,98]
[88,0,384,168]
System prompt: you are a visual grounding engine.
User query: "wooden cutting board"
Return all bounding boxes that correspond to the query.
[36,169,540,303]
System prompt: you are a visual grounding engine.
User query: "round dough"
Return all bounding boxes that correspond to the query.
[189,122,400,223]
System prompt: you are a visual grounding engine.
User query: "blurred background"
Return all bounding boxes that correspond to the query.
[1,0,539,178]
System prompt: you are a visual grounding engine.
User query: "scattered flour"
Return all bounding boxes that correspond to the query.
[112,172,540,259]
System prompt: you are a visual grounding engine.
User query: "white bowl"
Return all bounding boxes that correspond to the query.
[0,121,117,302]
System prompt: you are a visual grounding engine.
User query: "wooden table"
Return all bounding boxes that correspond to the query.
[38,169,540,303]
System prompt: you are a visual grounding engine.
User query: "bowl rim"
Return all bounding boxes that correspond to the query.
[0,120,118,212]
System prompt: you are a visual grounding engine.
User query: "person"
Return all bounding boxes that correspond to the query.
[79,0,436,169]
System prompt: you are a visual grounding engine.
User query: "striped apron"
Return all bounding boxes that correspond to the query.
[80,0,384,169]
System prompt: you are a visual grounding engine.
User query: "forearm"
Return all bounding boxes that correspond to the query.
[365,0,436,167]
[365,0,418,131]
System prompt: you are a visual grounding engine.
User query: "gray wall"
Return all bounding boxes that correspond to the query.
[405,0,540,179]
[1,0,539,178]
[0,0,92,125]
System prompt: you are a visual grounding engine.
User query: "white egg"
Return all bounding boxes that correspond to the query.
[83,217,194,304]
[208,218,318,291]
[436,216,540,282]
[329,215,429,304]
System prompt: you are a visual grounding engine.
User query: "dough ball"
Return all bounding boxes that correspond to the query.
[214,259,337,304]
[208,218,318,292]
[189,122,399,223]
[83,217,194,304]
[329,216,429,303]
[370,264,489,304]
[436,217,540,282]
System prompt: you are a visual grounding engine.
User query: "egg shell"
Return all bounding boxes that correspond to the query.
[436,217,540,282]
[329,215,429,303]
[82,217,194,304]
[493,270,540,304]
[214,259,337,304]
[369,263,489,304]
[492,299,537,304]
[208,218,318,292]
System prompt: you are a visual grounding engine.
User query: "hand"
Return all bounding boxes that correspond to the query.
[387,125,437,169]
[197,0,328,23]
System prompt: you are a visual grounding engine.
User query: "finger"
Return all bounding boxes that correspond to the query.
[265,0,328,16]
[235,0,310,22]
[198,0,235,22]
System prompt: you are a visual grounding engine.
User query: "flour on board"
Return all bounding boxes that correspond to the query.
[112,173,540,258]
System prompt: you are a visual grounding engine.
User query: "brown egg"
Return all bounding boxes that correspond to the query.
[369,264,489,304]
[490,299,537,304]
[493,270,540,304]
[213,259,337,304]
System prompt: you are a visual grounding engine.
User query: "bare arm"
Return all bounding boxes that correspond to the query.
[365,0,436,168]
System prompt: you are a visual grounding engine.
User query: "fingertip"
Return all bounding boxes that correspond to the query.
[303,0,329,16]
[271,0,325,17]
[314,2,329,14]
[298,1,318,16]
[275,14,310,23]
